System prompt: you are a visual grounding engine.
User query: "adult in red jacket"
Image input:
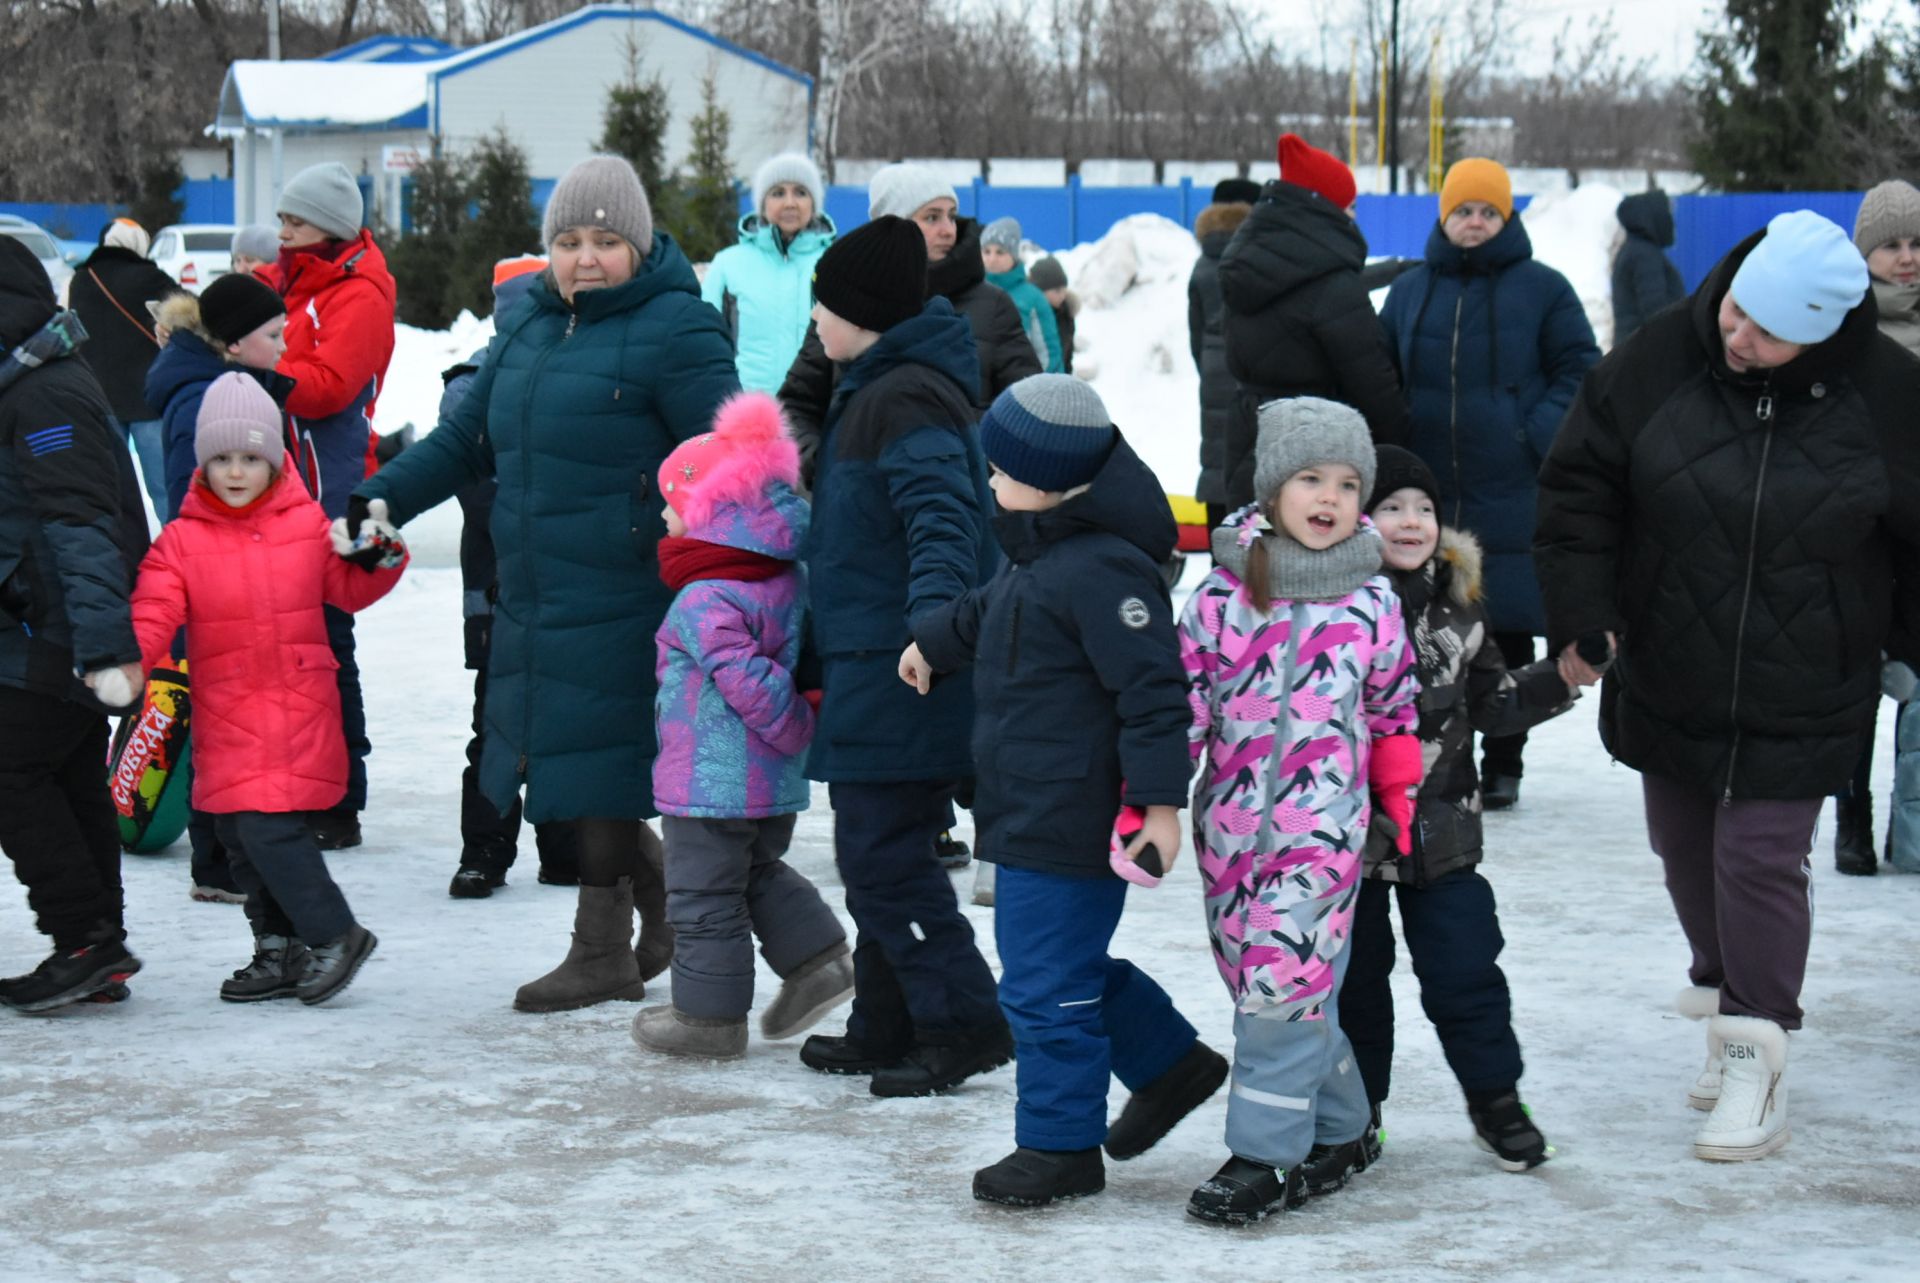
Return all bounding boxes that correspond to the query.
[272,162,397,848]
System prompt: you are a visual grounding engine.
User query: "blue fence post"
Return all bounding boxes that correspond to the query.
[1067,173,1080,247]
[1179,177,1193,229]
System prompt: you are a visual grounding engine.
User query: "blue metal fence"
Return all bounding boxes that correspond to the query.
[2,181,236,241]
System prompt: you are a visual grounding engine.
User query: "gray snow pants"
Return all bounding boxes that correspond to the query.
[659,814,846,1021]
[1225,940,1371,1170]
[1641,773,1821,1030]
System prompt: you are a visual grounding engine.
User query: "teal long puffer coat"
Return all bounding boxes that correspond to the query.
[356,234,740,822]
[701,214,835,394]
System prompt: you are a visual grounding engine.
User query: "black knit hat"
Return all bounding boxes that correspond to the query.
[198,273,286,347]
[1368,444,1440,513]
[812,215,927,333]
[1027,255,1067,292]
[1212,178,1261,205]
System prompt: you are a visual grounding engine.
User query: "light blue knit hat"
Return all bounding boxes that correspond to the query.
[1728,210,1869,345]
[978,373,1115,492]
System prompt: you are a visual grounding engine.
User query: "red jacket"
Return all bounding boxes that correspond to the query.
[131,462,405,814]
[274,231,397,516]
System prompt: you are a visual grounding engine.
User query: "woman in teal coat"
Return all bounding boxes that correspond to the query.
[351,157,739,1011]
[701,153,836,393]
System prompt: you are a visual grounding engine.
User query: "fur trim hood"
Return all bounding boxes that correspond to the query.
[155,291,214,345]
[1195,201,1252,241]
[1436,526,1484,607]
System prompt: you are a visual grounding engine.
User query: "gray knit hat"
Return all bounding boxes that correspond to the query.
[1854,179,1920,257]
[1027,255,1067,291]
[981,217,1023,255]
[978,374,1115,492]
[1254,397,1376,509]
[277,163,363,242]
[753,152,823,215]
[230,224,279,264]
[543,154,653,252]
[867,163,957,220]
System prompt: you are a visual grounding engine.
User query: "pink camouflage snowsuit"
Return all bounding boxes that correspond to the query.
[1179,528,1418,1022]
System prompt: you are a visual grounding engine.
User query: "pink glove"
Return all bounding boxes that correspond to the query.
[1368,734,1423,857]
[1109,804,1165,888]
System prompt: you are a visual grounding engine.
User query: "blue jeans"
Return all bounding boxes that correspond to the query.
[995,864,1197,1150]
[123,417,168,519]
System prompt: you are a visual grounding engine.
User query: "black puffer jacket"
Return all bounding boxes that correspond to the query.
[69,245,180,424]
[0,237,144,705]
[1217,181,1408,506]
[779,217,1039,486]
[1364,529,1572,885]
[1611,190,1685,342]
[1537,231,1920,800]
[915,432,1191,877]
[1188,201,1249,506]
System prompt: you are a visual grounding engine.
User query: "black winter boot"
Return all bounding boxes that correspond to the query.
[973,1147,1105,1207]
[1105,1040,1229,1160]
[935,830,972,871]
[306,808,362,851]
[1186,1156,1307,1225]
[1467,1089,1550,1171]
[1834,791,1878,876]
[220,934,310,1002]
[869,1024,1014,1097]
[799,1032,909,1075]
[449,865,508,899]
[0,937,142,1014]
[1300,1105,1383,1196]
[296,924,377,1006]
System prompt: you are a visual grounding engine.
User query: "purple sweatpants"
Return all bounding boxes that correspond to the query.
[1641,773,1821,1030]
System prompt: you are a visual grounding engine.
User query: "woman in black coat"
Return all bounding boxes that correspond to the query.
[1537,211,1920,1165]
[69,219,181,516]
[1611,189,1685,342]
[1187,183,1256,530]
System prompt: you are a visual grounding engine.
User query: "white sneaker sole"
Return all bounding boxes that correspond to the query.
[1694,1128,1790,1162]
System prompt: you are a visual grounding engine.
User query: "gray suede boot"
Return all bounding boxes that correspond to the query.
[513,879,649,1012]
[632,1004,748,1059]
[760,942,855,1040]
[632,823,675,982]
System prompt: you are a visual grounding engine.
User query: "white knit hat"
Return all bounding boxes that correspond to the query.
[867,163,957,221]
[752,153,823,216]
[103,219,150,257]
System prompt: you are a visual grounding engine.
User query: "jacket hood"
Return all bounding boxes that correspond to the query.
[277,228,395,310]
[689,481,809,560]
[1688,228,1881,395]
[1422,213,1534,275]
[837,296,980,401]
[177,450,310,523]
[1194,201,1252,243]
[528,231,701,322]
[1220,181,1369,309]
[992,432,1173,564]
[145,330,296,416]
[928,218,987,302]
[153,291,212,344]
[1616,190,1675,248]
[0,235,57,346]
[733,212,837,260]
[1436,526,1483,607]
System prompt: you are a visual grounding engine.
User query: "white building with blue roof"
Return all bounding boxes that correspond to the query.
[215,5,812,231]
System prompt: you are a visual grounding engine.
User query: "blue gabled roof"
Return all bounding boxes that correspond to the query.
[322,35,460,64]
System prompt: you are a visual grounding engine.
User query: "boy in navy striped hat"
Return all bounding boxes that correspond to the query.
[903,374,1223,1208]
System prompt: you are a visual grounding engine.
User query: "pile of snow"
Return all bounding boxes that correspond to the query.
[1520,183,1624,351]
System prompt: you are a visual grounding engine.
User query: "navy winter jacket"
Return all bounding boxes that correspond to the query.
[803,298,996,783]
[1380,217,1599,635]
[145,325,295,521]
[1611,190,1685,342]
[916,433,1191,877]
[356,233,739,822]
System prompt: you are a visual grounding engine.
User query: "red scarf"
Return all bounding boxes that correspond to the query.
[657,536,787,591]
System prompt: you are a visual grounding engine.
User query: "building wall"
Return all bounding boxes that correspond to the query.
[432,13,808,185]
[232,128,432,228]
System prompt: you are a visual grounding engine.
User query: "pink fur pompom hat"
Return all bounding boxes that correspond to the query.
[658,391,802,533]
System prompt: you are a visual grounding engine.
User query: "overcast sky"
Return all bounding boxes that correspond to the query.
[1246,0,1913,81]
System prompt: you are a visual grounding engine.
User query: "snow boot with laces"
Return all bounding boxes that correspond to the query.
[514,879,650,1012]
[295,924,376,1006]
[1694,1014,1789,1162]
[220,934,311,1002]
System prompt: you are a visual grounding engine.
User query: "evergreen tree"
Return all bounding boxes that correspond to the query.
[674,69,740,264]
[387,152,468,328]
[451,128,543,318]
[127,154,185,234]
[1690,0,1893,189]
[597,40,673,197]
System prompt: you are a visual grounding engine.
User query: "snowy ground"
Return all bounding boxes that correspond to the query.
[3,560,1918,1282]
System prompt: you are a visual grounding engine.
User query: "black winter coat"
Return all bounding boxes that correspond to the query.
[1611,191,1685,342]
[780,217,1039,487]
[69,246,179,424]
[440,348,498,670]
[916,433,1191,877]
[1188,202,1250,506]
[1217,181,1408,507]
[1536,232,1920,800]
[0,237,144,706]
[1364,529,1572,885]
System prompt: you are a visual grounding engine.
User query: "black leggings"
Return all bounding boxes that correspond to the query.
[545,817,663,887]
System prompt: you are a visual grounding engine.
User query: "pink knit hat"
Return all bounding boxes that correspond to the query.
[658,392,800,533]
[195,371,285,470]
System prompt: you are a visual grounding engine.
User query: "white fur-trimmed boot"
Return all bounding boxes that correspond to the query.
[1676,986,1723,1110]
[1693,1014,1789,1162]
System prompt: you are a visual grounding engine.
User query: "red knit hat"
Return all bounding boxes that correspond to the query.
[1278,134,1357,212]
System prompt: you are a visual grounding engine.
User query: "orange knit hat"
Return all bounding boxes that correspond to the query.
[1438,158,1513,221]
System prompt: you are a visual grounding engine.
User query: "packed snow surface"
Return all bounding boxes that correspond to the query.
[31,200,1914,1279]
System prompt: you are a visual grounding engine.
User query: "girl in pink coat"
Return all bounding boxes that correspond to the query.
[131,372,405,1006]
[1177,397,1420,1225]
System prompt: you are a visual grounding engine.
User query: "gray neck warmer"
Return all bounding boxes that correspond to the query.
[1211,510,1383,603]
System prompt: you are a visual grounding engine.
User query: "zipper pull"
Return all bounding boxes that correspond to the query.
[1755,394,1773,423]
[563,313,578,340]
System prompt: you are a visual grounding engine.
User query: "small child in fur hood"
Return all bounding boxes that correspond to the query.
[1338,444,1575,1173]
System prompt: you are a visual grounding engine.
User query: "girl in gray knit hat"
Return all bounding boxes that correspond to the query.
[1177,396,1422,1224]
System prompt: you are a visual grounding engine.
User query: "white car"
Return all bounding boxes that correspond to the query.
[0,214,76,302]
[149,223,238,293]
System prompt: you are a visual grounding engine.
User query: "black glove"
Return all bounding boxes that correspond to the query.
[342,494,371,542]
[1575,631,1615,673]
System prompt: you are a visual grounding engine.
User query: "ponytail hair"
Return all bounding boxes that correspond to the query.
[1244,537,1272,614]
